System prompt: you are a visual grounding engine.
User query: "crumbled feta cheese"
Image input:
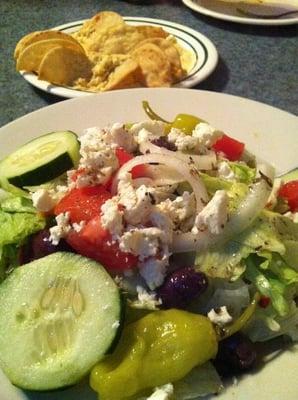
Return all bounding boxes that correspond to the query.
[49,212,71,245]
[155,191,196,231]
[208,306,233,327]
[119,227,167,260]
[192,190,229,235]
[147,383,174,400]
[72,221,86,232]
[31,189,56,212]
[168,128,200,153]
[76,126,119,187]
[218,161,235,181]
[118,173,153,225]
[192,122,223,147]
[150,210,173,243]
[167,123,222,154]
[132,286,162,310]
[110,122,137,153]
[130,121,165,144]
[139,256,168,290]
[101,197,124,238]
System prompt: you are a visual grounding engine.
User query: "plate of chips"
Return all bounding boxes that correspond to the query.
[14,12,218,98]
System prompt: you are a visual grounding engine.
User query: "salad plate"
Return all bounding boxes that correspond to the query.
[19,17,218,99]
[182,0,298,25]
[0,88,298,400]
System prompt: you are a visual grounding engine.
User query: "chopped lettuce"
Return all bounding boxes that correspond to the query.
[173,362,223,398]
[245,255,292,317]
[201,173,249,213]
[0,190,46,281]
[0,210,45,247]
[245,302,298,342]
[195,210,298,281]
[228,162,256,184]
[134,362,223,400]
[1,196,37,213]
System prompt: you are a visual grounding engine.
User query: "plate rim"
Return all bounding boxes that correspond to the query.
[18,16,218,99]
[182,0,298,25]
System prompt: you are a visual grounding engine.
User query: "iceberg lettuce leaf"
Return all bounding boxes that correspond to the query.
[173,362,223,399]
[195,210,298,281]
[0,210,45,247]
[229,162,256,184]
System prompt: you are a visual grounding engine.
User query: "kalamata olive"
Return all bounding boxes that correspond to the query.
[157,267,208,309]
[151,137,177,152]
[20,229,72,264]
[214,332,257,376]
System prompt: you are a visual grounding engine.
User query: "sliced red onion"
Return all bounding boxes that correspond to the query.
[139,140,217,171]
[111,153,209,212]
[171,162,275,253]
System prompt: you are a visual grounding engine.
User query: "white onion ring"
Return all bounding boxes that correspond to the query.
[111,153,209,213]
[139,140,217,171]
[171,162,275,253]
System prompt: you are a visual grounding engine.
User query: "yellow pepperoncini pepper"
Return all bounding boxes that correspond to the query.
[142,100,205,135]
[90,309,217,400]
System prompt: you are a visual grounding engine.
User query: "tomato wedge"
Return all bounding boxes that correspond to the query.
[116,147,147,179]
[278,180,298,212]
[67,216,138,271]
[54,185,111,223]
[212,134,245,161]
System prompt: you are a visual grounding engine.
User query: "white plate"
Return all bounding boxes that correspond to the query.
[19,17,218,98]
[182,0,298,25]
[0,88,298,400]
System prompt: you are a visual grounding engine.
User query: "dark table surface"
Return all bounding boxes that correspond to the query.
[1,0,297,128]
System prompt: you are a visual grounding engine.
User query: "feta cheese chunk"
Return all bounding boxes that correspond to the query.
[208,306,233,327]
[168,128,199,153]
[31,189,56,212]
[192,122,223,148]
[167,122,223,154]
[132,286,162,310]
[110,122,137,153]
[76,126,119,187]
[49,212,71,245]
[119,227,167,260]
[218,161,235,181]
[192,190,229,235]
[139,256,168,290]
[154,191,196,231]
[101,197,124,239]
[130,121,165,144]
[118,173,153,225]
[147,383,174,400]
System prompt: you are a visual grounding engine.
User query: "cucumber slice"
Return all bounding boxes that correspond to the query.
[0,252,123,391]
[0,131,80,188]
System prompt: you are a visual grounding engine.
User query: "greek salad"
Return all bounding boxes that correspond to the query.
[0,102,297,399]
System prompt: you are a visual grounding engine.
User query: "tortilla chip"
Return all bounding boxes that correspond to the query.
[135,25,169,39]
[131,43,173,87]
[103,58,145,91]
[16,38,85,72]
[38,46,92,86]
[72,11,125,48]
[14,30,83,60]
[134,37,186,81]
